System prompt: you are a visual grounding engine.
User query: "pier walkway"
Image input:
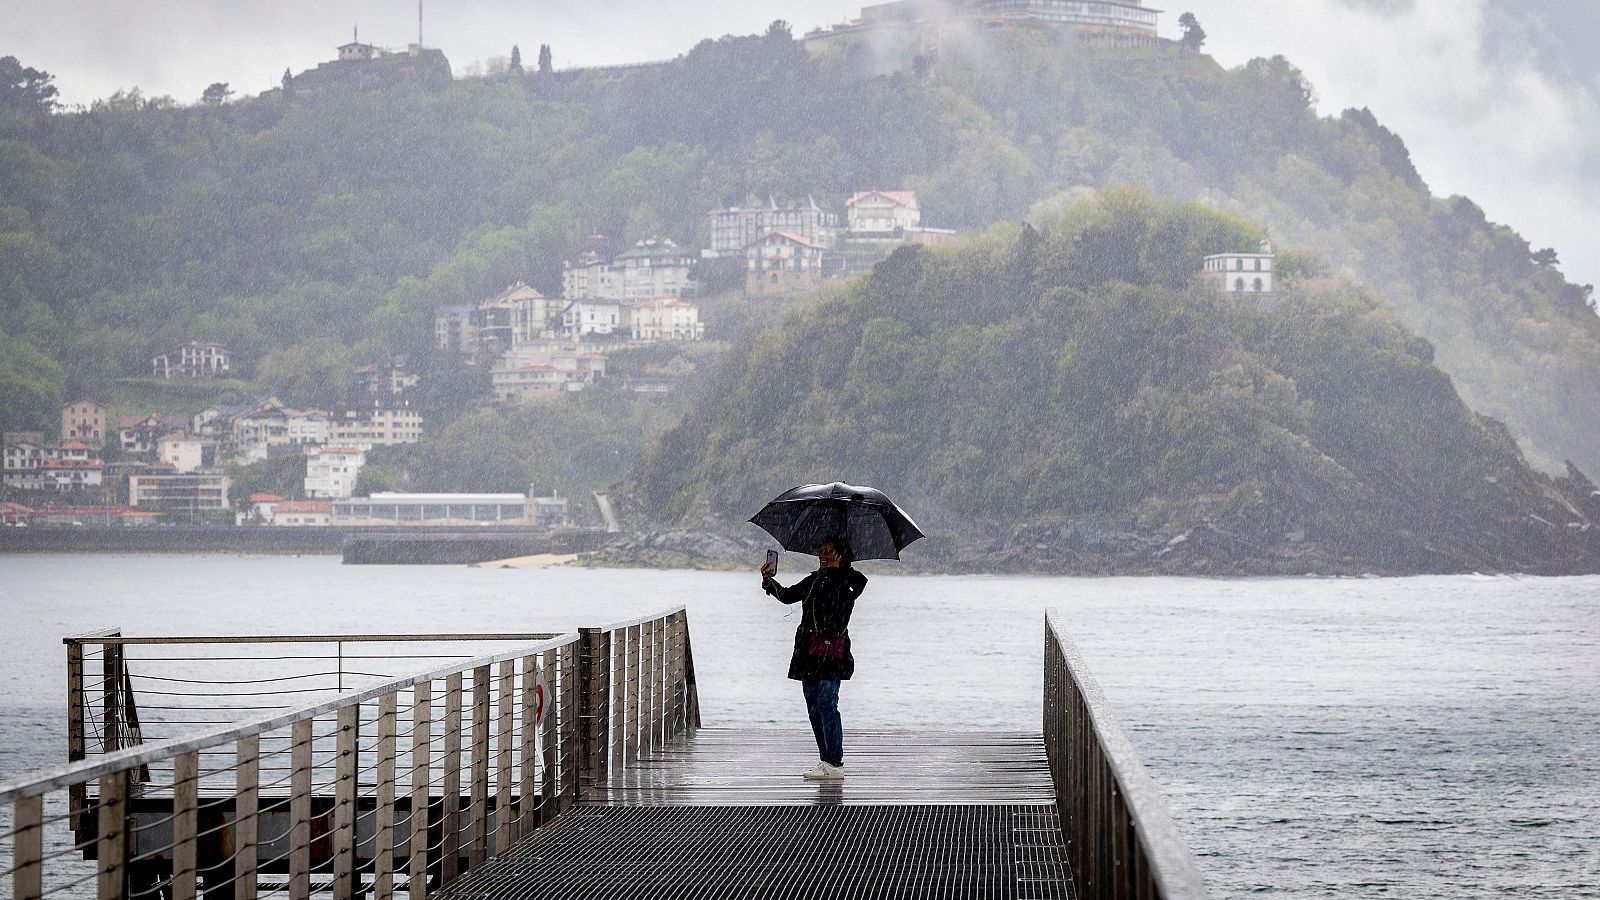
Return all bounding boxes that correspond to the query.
[441,729,1070,899]
[0,608,1208,900]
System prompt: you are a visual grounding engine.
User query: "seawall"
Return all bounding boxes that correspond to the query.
[0,526,613,563]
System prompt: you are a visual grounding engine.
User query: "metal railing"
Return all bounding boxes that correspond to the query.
[3,607,699,900]
[1043,610,1209,900]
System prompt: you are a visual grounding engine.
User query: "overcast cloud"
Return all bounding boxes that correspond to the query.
[4,0,1595,288]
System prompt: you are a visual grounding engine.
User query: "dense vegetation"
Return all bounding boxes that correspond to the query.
[630,191,1593,573]
[0,22,1595,487]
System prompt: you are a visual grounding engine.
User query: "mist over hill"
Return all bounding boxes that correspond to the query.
[621,190,1598,574]
[1,23,1596,566]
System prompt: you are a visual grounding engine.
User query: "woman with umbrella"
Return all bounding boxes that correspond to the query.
[752,483,924,782]
[760,534,866,781]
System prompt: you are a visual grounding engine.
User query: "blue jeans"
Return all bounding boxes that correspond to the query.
[802,679,843,767]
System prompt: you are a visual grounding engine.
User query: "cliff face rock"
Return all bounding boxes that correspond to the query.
[618,193,1600,576]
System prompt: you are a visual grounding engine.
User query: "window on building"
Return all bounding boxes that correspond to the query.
[1253,278,1263,292]
[1234,277,1245,292]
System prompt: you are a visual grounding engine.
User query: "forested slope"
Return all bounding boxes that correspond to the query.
[627,192,1599,574]
[0,24,1595,476]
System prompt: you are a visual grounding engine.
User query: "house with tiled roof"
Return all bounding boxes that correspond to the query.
[745,231,829,296]
[61,400,107,445]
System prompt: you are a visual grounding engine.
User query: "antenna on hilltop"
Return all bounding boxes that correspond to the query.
[418,0,424,47]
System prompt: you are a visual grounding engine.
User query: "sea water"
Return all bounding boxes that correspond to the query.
[1,555,1595,898]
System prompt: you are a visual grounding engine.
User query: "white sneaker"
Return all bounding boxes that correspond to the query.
[816,763,846,781]
[801,762,830,780]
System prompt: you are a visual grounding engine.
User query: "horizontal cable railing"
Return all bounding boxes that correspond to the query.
[1044,609,1209,900]
[4,607,699,900]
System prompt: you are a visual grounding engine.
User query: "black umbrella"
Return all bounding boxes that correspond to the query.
[749,482,924,561]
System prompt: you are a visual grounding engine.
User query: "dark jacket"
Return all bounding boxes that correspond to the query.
[765,566,868,681]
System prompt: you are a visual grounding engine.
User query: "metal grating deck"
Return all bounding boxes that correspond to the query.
[436,730,1074,900]
[439,804,1074,900]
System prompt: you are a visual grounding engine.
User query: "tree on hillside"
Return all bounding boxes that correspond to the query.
[200,82,233,106]
[0,56,58,113]
[1178,13,1206,52]
[767,20,793,40]
[538,44,553,74]
[1532,247,1560,268]
[510,45,523,75]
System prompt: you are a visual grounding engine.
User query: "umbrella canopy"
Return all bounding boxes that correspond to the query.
[748,482,924,561]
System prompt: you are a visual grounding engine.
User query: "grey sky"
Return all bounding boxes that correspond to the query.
[5,0,1595,289]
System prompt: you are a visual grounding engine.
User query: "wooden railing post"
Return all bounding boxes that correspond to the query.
[96,770,128,900]
[625,624,642,762]
[578,628,609,789]
[494,660,515,855]
[558,643,578,812]
[441,673,463,884]
[235,736,259,900]
[289,719,312,900]
[102,644,122,754]
[540,648,558,816]
[610,628,626,770]
[468,665,491,870]
[518,655,539,838]
[173,751,199,900]
[408,682,432,900]
[679,610,702,729]
[14,795,43,900]
[66,640,86,833]
[333,705,359,900]
[374,694,397,900]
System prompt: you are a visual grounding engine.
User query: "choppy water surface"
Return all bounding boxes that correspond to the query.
[1,555,1596,897]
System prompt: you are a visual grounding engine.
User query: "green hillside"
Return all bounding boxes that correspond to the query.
[628,191,1598,574]
[0,23,1595,479]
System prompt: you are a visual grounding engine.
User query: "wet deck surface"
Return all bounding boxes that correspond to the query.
[438,729,1074,900]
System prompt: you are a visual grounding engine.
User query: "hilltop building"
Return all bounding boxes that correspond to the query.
[805,0,1163,55]
[746,231,829,295]
[1203,241,1276,295]
[844,191,958,246]
[707,198,839,258]
[152,342,229,379]
[279,33,452,96]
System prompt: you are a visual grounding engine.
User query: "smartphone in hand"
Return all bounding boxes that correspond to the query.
[764,549,779,574]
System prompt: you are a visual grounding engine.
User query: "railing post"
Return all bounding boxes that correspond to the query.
[540,648,558,816]
[374,694,397,900]
[626,624,642,762]
[66,640,86,833]
[333,705,359,900]
[679,610,701,729]
[643,614,656,749]
[518,655,539,838]
[289,719,312,900]
[103,644,122,753]
[236,736,259,900]
[468,665,491,870]
[173,751,199,900]
[408,681,432,900]
[96,769,128,900]
[13,795,43,900]
[441,673,463,884]
[560,642,579,810]
[495,660,515,854]
[609,628,625,771]
[578,628,609,789]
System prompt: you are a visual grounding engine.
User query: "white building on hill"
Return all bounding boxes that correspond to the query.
[1203,240,1275,295]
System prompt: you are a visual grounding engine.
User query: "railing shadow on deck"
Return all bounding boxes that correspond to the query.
[1045,610,1210,900]
[1,606,700,900]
